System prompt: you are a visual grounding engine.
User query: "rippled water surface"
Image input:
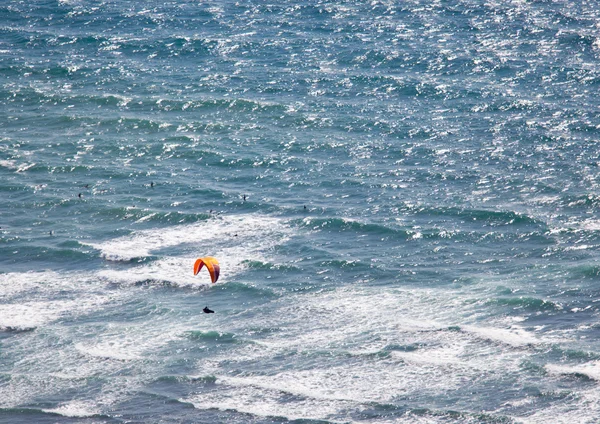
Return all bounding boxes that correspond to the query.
[2,0,600,423]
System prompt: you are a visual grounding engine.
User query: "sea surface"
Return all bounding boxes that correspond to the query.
[2,0,600,423]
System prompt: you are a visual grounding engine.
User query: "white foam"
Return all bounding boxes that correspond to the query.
[0,215,295,411]
[186,354,476,423]
[564,244,595,251]
[96,249,263,287]
[462,325,541,347]
[391,346,463,367]
[511,384,600,424]
[74,341,143,361]
[220,363,465,402]
[97,256,200,287]
[0,270,101,299]
[566,218,600,232]
[92,214,291,286]
[185,374,355,423]
[0,303,64,329]
[0,159,17,170]
[42,400,100,418]
[532,195,561,205]
[226,285,544,367]
[0,271,125,330]
[0,268,145,408]
[0,296,203,410]
[0,292,124,330]
[546,362,600,381]
[84,214,289,262]
[74,320,187,361]
[182,285,551,423]
[16,162,36,172]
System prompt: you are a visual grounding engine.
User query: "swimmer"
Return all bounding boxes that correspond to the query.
[203,306,214,314]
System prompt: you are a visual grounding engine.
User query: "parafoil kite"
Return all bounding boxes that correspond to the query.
[193,256,220,283]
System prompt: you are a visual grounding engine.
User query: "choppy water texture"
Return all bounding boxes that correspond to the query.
[2,0,600,423]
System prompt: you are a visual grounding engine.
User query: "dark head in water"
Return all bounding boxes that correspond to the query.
[203,306,214,314]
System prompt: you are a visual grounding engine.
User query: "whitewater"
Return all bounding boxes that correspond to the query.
[2,0,600,422]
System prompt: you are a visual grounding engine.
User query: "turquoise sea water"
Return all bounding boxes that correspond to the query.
[3,0,600,422]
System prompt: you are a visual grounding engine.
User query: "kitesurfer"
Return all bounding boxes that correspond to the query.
[203,306,214,314]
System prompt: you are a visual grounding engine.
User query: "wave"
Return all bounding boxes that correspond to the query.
[0,325,36,333]
[318,259,371,270]
[548,346,600,362]
[184,330,240,344]
[150,96,288,114]
[488,296,562,313]
[98,266,277,298]
[41,400,106,419]
[0,406,111,421]
[561,193,600,209]
[0,243,97,268]
[545,362,600,382]
[294,217,411,239]
[460,324,542,348]
[241,259,301,273]
[128,278,179,287]
[411,205,545,228]
[383,343,421,353]
[215,281,278,298]
[357,402,512,424]
[555,31,597,51]
[0,161,93,175]
[293,214,545,246]
[154,374,217,385]
[3,80,286,115]
[343,73,487,99]
[332,344,423,361]
[568,264,600,280]
[86,214,290,269]
[90,207,213,227]
[189,373,512,423]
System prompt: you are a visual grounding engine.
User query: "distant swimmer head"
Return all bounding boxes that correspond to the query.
[203,306,214,314]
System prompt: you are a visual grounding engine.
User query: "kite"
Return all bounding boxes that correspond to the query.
[193,256,220,283]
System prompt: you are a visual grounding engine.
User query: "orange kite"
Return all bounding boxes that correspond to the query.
[193,257,220,283]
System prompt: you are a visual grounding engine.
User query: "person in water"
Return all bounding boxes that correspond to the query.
[203,306,214,314]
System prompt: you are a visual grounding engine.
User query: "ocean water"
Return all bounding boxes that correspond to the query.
[2,0,600,422]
